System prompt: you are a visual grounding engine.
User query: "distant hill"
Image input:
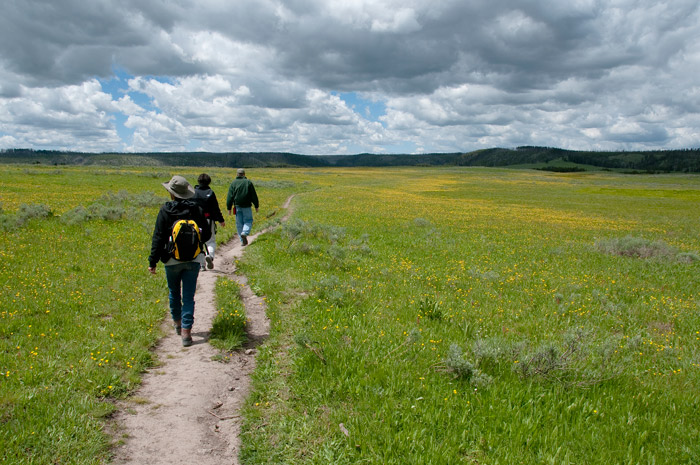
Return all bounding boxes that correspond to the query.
[2,147,699,172]
[0,150,327,168]
[320,152,462,167]
[454,147,700,172]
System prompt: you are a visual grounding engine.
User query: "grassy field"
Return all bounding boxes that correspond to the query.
[1,165,699,464]
[0,165,297,464]
[236,167,700,464]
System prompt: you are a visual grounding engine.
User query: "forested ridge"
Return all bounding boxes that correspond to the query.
[2,146,699,172]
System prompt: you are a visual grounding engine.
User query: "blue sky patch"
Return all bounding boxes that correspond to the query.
[334,92,387,126]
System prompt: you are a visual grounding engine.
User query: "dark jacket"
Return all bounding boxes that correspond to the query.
[226,176,259,210]
[148,199,212,267]
[193,185,225,223]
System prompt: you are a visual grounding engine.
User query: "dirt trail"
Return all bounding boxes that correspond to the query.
[111,196,294,465]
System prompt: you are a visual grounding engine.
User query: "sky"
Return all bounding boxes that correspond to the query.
[0,0,699,155]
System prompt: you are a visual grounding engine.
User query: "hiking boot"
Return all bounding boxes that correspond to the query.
[241,235,248,246]
[181,329,192,347]
[174,320,181,335]
[205,255,214,269]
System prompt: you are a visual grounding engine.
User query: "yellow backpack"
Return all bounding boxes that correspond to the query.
[169,219,202,261]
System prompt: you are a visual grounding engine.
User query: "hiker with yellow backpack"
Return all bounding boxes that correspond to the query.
[148,175,212,347]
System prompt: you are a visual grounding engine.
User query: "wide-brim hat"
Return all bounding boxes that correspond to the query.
[162,175,195,199]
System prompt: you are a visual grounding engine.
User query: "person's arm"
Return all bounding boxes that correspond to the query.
[226,183,234,213]
[148,207,168,273]
[209,191,226,225]
[196,206,212,243]
[250,183,259,211]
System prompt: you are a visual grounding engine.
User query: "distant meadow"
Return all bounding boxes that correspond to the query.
[1,165,699,464]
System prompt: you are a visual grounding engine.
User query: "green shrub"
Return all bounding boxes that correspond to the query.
[60,205,90,225]
[61,204,126,223]
[136,171,171,178]
[255,180,296,189]
[413,217,433,228]
[471,336,516,370]
[130,191,163,207]
[596,235,700,263]
[87,203,126,221]
[282,219,346,244]
[444,344,493,387]
[676,252,700,263]
[16,203,52,226]
[0,214,13,230]
[595,235,677,259]
[511,329,628,387]
[98,190,132,204]
[60,190,162,224]
[515,343,567,379]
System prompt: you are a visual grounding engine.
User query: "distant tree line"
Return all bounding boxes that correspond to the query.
[455,147,700,172]
[0,149,326,168]
[1,147,699,172]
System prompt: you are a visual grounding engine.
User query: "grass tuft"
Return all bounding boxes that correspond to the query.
[676,251,700,263]
[595,235,677,259]
[418,296,444,320]
[443,344,493,387]
[14,203,53,227]
[0,202,54,230]
[210,278,248,352]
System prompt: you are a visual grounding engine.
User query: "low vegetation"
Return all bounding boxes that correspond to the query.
[0,165,297,464]
[595,235,699,262]
[238,167,700,464]
[1,165,698,464]
[210,277,248,352]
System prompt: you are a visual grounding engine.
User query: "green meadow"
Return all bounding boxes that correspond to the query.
[1,165,699,464]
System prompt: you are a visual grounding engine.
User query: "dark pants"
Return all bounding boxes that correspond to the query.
[164,261,200,329]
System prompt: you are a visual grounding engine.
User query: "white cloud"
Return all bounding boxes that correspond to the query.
[0,80,123,150]
[0,135,19,149]
[371,8,421,33]
[0,0,699,153]
[114,95,146,116]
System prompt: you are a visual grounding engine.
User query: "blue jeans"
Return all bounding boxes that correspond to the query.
[164,261,200,329]
[235,207,254,242]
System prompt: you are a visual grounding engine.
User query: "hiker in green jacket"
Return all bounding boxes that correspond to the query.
[226,168,259,246]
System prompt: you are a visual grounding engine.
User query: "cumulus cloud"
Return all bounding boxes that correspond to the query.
[0,0,699,153]
[0,80,123,150]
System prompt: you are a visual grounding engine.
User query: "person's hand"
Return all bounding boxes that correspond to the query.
[227,209,232,215]
[148,266,157,275]
[255,207,259,212]
[220,221,226,227]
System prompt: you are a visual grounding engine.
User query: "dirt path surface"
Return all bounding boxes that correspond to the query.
[112,196,293,465]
